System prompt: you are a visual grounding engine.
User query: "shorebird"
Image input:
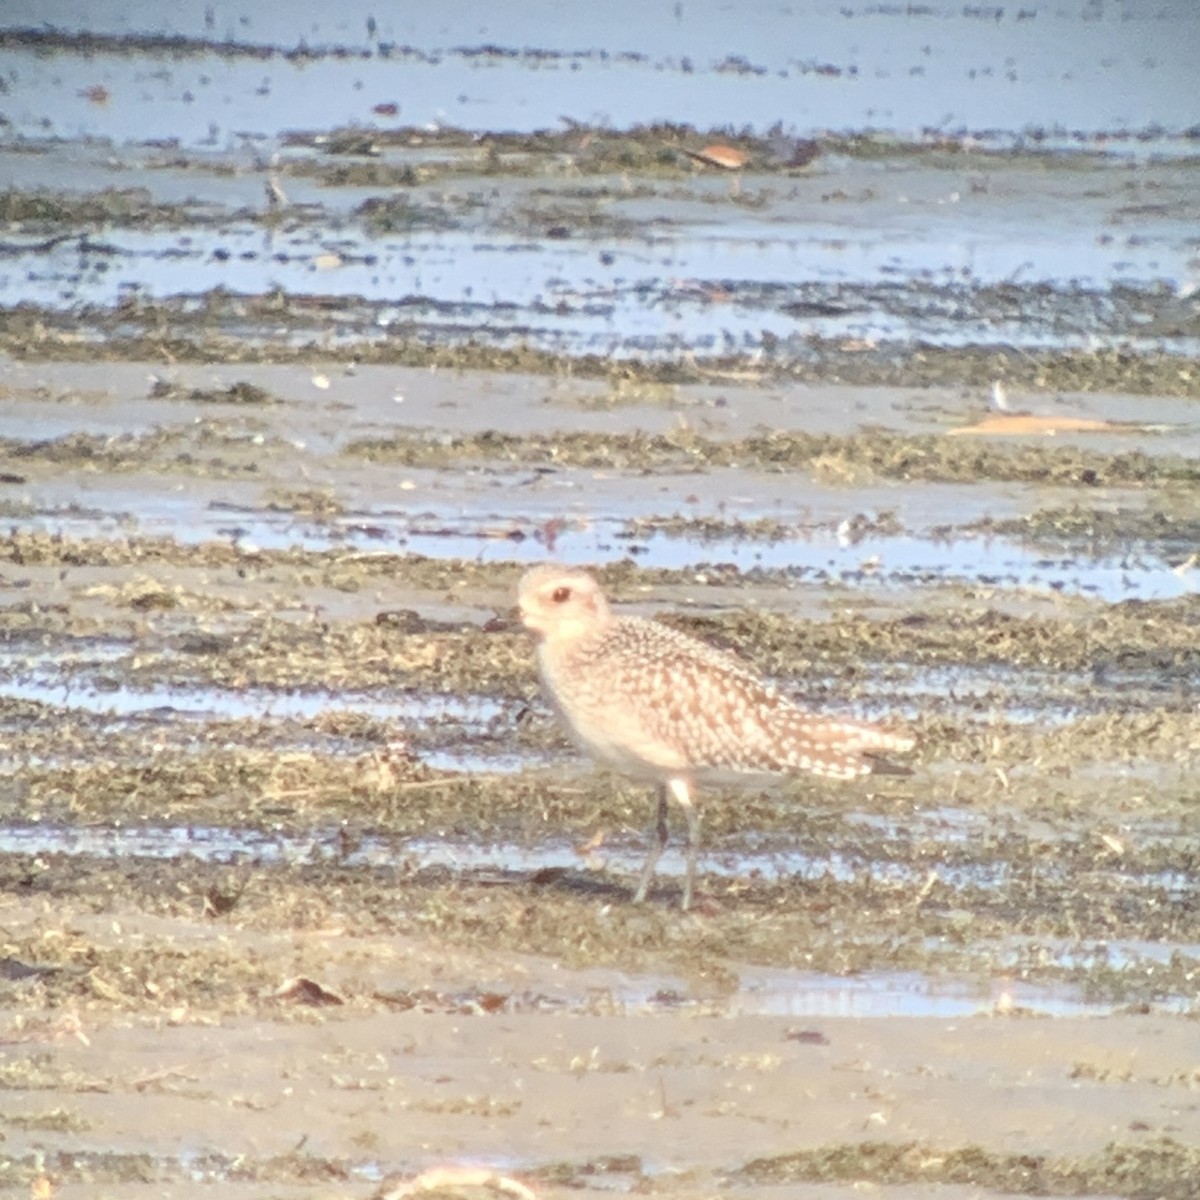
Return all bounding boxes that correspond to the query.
[517,564,914,910]
[264,174,288,213]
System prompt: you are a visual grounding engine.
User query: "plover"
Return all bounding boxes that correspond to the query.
[518,564,914,910]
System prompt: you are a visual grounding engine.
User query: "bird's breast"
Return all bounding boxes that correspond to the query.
[536,640,688,777]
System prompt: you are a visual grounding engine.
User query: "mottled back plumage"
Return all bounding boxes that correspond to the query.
[517,564,914,909]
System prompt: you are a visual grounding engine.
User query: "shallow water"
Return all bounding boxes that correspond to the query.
[4,198,1197,356]
[2,0,1197,145]
[3,4,1199,367]
[1,165,1197,363]
[0,817,1190,1018]
[0,10,1198,1193]
[13,502,1195,601]
[726,966,1133,1019]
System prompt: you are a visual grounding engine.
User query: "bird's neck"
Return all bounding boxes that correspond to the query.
[537,615,610,665]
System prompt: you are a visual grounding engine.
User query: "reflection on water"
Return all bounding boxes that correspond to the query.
[0,1,1195,145]
[0,818,1193,1016]
[0,645,1182,771]
[12,501,1196,603]
[0,673,503,726]
[2,203,1195,361]
[0,817,1189,905]
[1,2,1197,364]
[728,967,1116,1019]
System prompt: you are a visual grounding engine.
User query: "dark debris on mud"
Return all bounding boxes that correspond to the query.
[735,1136,1200,1198]
[344,425,1200,484]
[2,31,1199,1197]
[3,313,1197,396]
[4,833,1199,1014]
[1,522,1197,1008]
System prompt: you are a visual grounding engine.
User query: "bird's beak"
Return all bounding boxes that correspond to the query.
[515,601,544,636]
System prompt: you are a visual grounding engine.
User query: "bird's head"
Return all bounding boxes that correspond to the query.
[517,564,611,643]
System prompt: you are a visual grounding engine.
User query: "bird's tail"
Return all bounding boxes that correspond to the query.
[777,715,916,780]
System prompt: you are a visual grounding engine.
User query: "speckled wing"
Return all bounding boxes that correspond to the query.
[581,617,912,782]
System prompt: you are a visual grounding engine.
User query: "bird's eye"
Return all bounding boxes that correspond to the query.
[551,586,572,603]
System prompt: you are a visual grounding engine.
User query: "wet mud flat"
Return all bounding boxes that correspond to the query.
[0,356,1198,1200]
[1,14,1200,1191]
[3,136,1199,383]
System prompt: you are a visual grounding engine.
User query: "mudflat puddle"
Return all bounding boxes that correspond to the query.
[2,0,1196,143]
[14,490,1199,605]
[9,458,1200,604]
[4,204,1198,363]
[2,164,1197,363]
[0,644,1186,774]
[0,818,1183,1020]
[3,13,1199,364]
[1,10,1199,1196]
[3,814,1189,899]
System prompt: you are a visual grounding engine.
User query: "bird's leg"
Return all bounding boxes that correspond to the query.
[668,777,700,911]
[632,783,670,904]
